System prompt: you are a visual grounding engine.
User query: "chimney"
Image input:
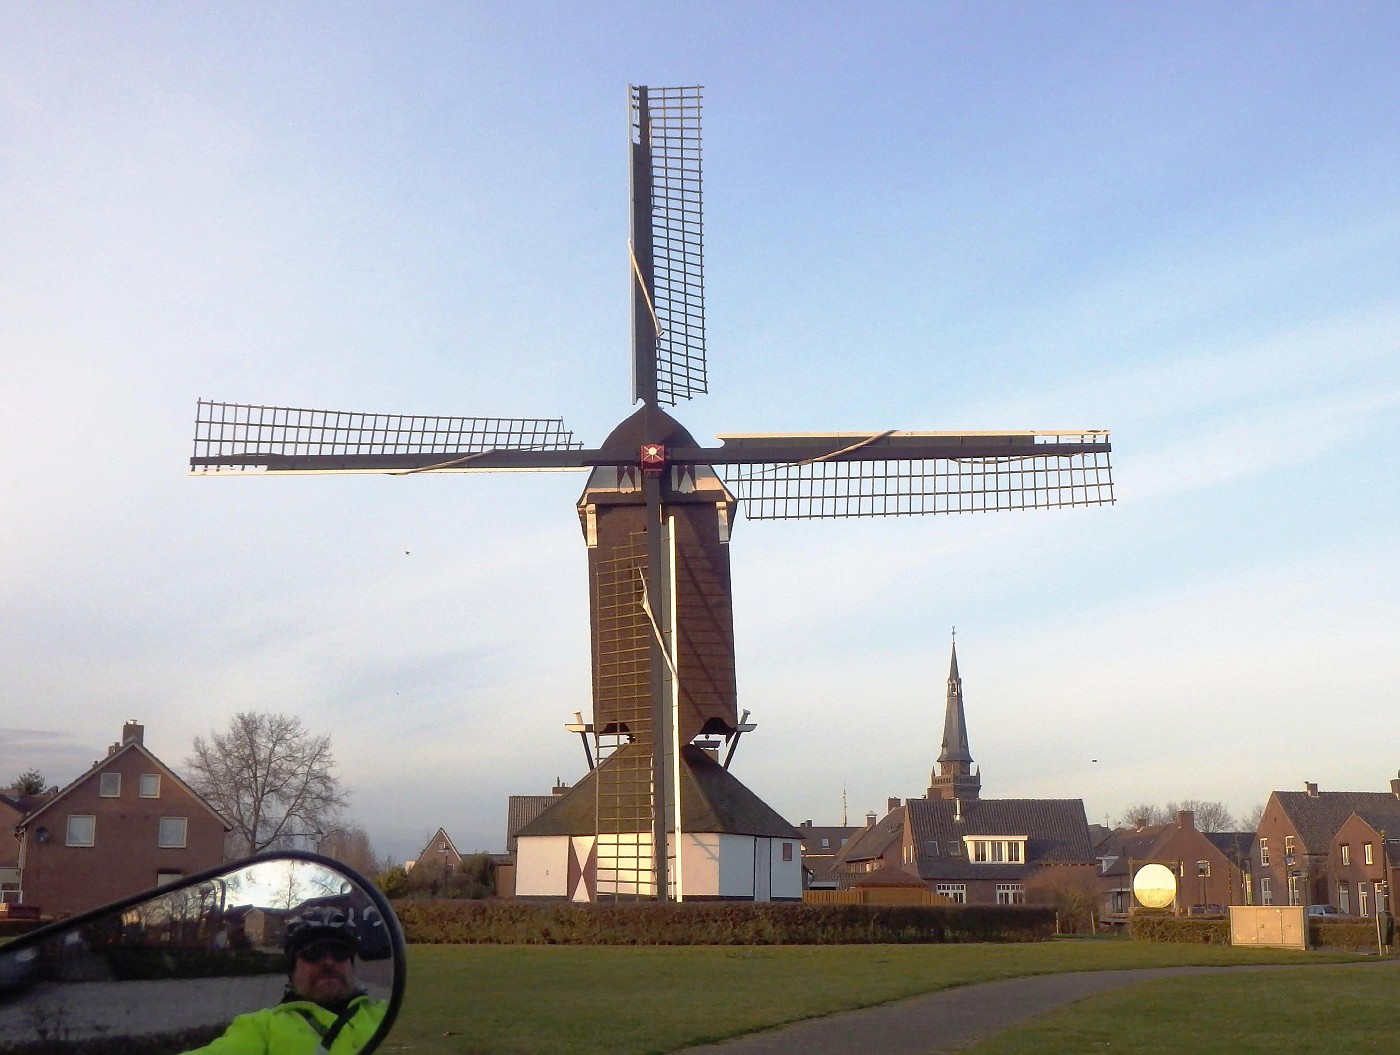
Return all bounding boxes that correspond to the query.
[1178,810,1195,830]
[865,811,877,828]
[955,798,963,823]
[802,820,812,828]
[552,778,569,796]
[887,796,901,812]
[1305,781,1319,797]
[1391,772,1400,799]
[122,720,144,746]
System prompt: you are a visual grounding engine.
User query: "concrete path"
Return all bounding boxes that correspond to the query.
[676,960,1398,1055]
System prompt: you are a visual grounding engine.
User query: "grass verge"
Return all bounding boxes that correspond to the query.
[381,940,1363,1055]
[962,962,1399,1054]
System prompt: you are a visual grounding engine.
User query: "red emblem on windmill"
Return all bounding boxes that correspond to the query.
[639,443,667,474]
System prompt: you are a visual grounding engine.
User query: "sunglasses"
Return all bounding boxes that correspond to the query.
[297,941,353,964]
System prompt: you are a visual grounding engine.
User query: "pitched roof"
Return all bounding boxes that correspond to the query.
[1204,830,1256,865]
[831,809,906,866]
[1271,791,1400,853]
[850,863,927,888]
[18,740,230,831]
[905,797,1093,880]
[507,795,558,854]
[414,827,463,866]
[515,744,801,840]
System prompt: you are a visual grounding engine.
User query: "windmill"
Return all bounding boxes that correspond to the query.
[191,85,1114,901]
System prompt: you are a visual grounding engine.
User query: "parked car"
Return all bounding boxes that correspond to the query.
[1306,904,1342,917]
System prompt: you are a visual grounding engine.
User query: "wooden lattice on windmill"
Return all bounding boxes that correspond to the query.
[191,84,1114,903]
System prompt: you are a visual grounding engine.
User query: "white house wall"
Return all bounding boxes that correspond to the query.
[718,833,755,898]
[514,835,569,897]
[679,832,721,898]
[518,830,802,902]
[768,836,802,900]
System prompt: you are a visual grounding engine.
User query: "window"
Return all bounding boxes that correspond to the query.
[156,871,183,887]
[139,773,160,798]
[1259,838,1270,865]
[1365,843,1374,866]
[935,883,966,904]
[820,837,830,849]
[1197,860,1211,877]
[158,817,188,848]
[1340,882,1351,914]
[437,840,447,852]
[996,883,1025,905]
[1260,877,1272,905]
[967,838,1027,864]
[781,842,793,862]
[1359,883,1370,916]
[1287,874,1301,906]
[1341,844,1351,865]
[1284,835,1295,855]
[925,841,939,857]
[67,815,96,847]
[99,773,121,798]
[948,841,961,856]
[902,844,916,865]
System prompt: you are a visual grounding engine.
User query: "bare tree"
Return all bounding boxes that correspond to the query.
[1165,799,1237,832]
[318,824,379,878]
[1239,801,1266,830]
[1116,803,1169,829]
[1115,799,1239,832]
[185,712,349,856]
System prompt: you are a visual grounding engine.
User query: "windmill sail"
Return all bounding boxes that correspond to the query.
[190,400,582,473]
[712,430,1115,519]
[631,85,706,407]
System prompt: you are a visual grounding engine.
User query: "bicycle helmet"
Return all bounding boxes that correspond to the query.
[284,905,358,964]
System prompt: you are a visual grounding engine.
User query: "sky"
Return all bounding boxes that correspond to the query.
[3,2,1398,865]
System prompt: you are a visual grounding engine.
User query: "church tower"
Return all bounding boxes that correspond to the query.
[926,639,981,801]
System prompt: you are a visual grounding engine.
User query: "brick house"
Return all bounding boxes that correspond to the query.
[1328,810,1400,916]
[14,721,230,918]
[1095,811,1252,916]
[830,642,1096,904]
[411,827,464,872]
[795,820,860,889]
[1254,778,1400,909]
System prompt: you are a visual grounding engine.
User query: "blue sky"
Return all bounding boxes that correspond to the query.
[3,2,1398,862]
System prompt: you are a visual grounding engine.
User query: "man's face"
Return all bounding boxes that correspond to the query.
[290,939,357,1005]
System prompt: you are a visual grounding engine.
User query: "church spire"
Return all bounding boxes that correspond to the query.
[927,635,981,801]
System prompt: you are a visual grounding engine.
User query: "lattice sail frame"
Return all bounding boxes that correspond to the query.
[720,432,1115,519]
[633,85,707,406]
[191,400,581,472]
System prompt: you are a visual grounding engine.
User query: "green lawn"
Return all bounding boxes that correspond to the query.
[963,963,1400,1054]
[381,941,1366,1055]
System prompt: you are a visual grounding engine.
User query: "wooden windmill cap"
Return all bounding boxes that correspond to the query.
[601,404,698,455]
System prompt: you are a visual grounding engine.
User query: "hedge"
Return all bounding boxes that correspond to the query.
[1311,918,1388,952]
[1129,915,1231,944]
[391,900,1057,945]
[1129,913,1390,950]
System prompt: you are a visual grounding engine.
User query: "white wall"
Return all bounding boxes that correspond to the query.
[768,836,803,900]
[514,835,569,897]
[718,833,756,898]
[679,832,721,898]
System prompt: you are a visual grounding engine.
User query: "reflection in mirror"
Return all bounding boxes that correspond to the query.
[0,852,404,1055]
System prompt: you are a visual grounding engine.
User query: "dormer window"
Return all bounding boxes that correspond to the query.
[965,837,1027,863]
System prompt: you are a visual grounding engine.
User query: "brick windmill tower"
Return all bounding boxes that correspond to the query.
[191,85,1114,901]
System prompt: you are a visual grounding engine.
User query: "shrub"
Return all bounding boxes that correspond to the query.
[390,900,1057,945]
[1310,918,1386,952]
[1129,914,1230,944]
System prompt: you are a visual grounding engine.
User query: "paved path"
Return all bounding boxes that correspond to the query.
[677,960,1398,1055]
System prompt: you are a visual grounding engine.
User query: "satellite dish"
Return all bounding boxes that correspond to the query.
[1132,862,1177,909]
